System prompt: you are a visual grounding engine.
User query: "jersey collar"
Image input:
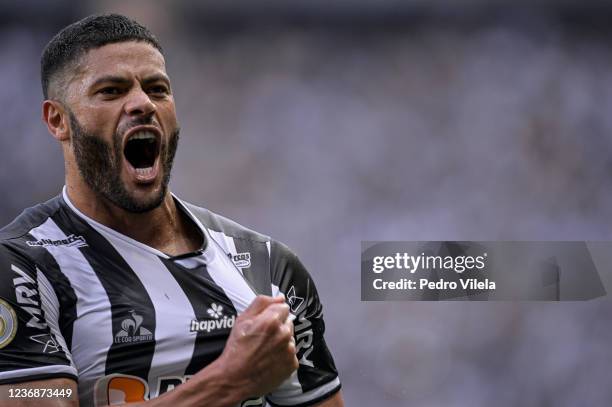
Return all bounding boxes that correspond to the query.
[61,186,210,260]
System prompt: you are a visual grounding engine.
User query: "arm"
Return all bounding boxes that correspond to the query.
[0,296,297,407]
[315,391,344,407]
[267,241,342,407]
[0,245,78,405]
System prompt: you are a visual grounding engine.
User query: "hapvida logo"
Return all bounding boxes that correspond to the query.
[207,303,223,319]
[190,303,235,333]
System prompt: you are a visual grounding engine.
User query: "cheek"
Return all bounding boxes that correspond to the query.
[74,105,122,137]
[158,103,178,130]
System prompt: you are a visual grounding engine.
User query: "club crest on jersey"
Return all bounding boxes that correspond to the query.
[26,234,88,248]
[232,252,251,268]
[114,310,153,344]
[190,303,235,333]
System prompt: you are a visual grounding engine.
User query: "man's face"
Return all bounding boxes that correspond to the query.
[64,41,180,213]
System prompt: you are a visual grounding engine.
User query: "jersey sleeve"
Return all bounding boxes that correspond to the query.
[266,241,341,407]
[0,242,77,384]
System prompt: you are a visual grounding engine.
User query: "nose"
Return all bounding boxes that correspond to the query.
[124,87,156,118]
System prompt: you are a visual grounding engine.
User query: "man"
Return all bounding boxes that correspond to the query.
[0,14,343,407]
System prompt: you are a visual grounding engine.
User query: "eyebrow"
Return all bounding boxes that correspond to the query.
[89,74,171,90]
[89,75,131,89]
[141,74,171,87]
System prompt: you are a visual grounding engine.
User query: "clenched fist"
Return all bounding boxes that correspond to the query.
[216,295,299,397]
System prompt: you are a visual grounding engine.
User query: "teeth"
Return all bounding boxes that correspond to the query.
[135,167,154,176]
[129,131,156,141]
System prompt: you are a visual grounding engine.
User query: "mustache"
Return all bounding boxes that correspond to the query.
[117,116,157,137]
[127,115,155,127]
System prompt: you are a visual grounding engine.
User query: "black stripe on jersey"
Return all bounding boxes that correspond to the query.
[51,211,156,380]
[161,258,236,375]
[232,238,272,296]
[31,238,78,351]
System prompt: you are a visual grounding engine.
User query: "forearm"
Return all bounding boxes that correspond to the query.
[314,390,344,407]
[129,358,247,407]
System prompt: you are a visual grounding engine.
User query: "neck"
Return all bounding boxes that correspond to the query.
[64,182,202,256]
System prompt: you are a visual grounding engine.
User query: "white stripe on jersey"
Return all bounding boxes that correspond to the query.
[225,235,239,261]
[204,229,257,312]
[88,226,198,398]
[0,365,78,382]
[29,218,114,401]
[36,268,75,367]
[206,229,230,254]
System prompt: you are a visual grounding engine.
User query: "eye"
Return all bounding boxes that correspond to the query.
[147,85,170,96]
[98,87,123,96]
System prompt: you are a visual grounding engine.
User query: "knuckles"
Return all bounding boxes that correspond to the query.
[287,340,296,355]
[292,357,299,371]
[279,323,293,341]
[261,316,281,335]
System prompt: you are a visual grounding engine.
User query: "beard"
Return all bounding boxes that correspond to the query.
[69,110,180,213]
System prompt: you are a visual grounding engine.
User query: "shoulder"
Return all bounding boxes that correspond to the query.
[180,200,301,263]
[0,196,63,242]
[0,195,66,276]
[180,200,271,243]
[179,199,307,284]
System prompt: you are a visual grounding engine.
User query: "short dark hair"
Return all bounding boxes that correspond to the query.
[41,13,163,100]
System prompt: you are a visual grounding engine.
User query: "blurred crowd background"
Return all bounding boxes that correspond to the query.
[2,1,612,405]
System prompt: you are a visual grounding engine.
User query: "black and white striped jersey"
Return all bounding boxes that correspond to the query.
[0,189,340,407]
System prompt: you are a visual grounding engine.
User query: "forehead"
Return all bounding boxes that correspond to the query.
[77,41,166,83]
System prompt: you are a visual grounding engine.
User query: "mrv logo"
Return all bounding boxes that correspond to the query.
[12,264,47,330]
[190,303,235,333]
[288,284,315,368]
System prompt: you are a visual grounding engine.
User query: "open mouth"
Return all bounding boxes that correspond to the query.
[123,130,161,181]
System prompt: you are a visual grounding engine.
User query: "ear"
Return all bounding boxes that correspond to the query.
[42,100,70,142]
